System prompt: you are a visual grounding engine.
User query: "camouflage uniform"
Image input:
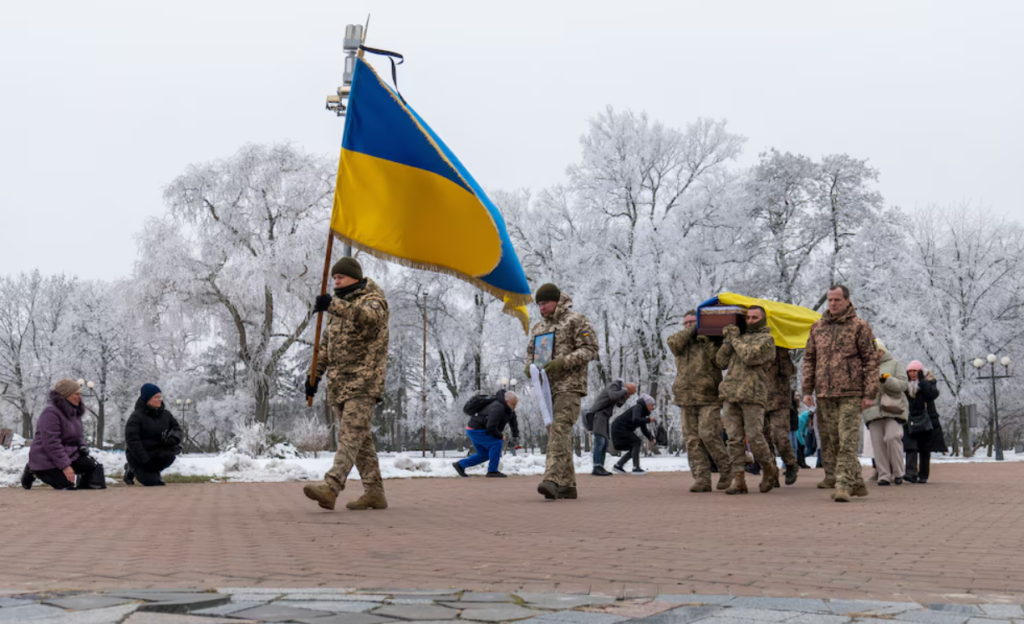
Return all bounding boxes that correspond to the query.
[801,305,879,493]
[667,326,731,486]
[527,293,598,489]
[314,278,390,496]
[715,324,775,475]
[763,347,797,468]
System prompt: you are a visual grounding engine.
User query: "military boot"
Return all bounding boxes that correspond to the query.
[690,480,712,493]
[759,465,778,493]
[816,476,836,489]
[557,485,578,499]
[725,472,748,495]
[346,489,388,510]
[785,463,799,486]
[303,482,338,510]
[850,482,869,498]
[537,480,559,500]
[716,471,732,490]
[833,487,851,502]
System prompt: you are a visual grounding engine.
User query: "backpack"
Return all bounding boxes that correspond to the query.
[655,423,668,447]
[462,394,496,416]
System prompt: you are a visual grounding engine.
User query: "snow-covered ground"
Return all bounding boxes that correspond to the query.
[2,437,1022,488]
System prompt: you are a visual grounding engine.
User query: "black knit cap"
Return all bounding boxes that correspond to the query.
[331,257,363,280]
[535,283,561,303]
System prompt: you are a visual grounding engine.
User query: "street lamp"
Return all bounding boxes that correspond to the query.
[973,354,1012,461]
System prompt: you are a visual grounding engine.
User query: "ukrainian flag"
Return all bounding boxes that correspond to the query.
[331,57,532,331]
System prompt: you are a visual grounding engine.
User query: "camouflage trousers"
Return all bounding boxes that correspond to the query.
[817,397,865,490]
[764,408,797,467]
[543,393,581,488]
[722,402,773,472]
[324,396,383,495]
[682,405,732,485]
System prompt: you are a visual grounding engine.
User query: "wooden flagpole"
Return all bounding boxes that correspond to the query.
[307,18,370,407]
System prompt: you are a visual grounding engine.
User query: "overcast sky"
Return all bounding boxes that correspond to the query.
[2,1,1022,280]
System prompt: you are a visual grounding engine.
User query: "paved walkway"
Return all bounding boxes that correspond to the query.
[2,463,1023,608]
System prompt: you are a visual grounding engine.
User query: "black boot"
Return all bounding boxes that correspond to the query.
[785,463,799,486]
[21,464,35,490]
[123,462,135,486]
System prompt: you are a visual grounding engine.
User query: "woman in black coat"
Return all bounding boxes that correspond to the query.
[611,394,657,475]
[124,384,184,486]
[904,361,946,484]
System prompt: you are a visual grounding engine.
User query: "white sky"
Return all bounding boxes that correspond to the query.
[2,1,1022,280]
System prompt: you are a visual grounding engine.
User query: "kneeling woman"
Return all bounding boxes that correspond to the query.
[124,384,184,486]
[22,379,105,490]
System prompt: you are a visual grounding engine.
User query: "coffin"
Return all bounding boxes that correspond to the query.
[697,305,746,336]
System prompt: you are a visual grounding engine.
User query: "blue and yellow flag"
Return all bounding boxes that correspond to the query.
[331,57,532,331]
[697,292,821,349]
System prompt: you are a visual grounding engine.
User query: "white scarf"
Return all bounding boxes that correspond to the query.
[908,379,919,398]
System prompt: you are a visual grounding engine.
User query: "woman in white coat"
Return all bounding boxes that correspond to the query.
[861,339,909,485]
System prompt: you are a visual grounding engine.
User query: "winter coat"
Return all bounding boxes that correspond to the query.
[904,378,947,453]
[28,390,87,471]
[125,398,184,465]
[862,350,909,424]
[466,390,520,440]
[611,400,654,446]
[585,380,629,438]
[715,324,775,407]
[766,347,797,412]
[315,278,390,404]
[667,326,722,407]
[801,305,880,400]
[526,292,599,396]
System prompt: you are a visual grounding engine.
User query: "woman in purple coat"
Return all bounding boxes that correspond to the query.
[21,378,104,490]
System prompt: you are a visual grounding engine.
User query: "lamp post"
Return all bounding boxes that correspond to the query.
[175,398,193,452]
[973,354,1012,461]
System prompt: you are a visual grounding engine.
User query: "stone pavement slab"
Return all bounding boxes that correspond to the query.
[523,612,629,624]
[373,604,461,620]
[0,597,32,608]
[43,594,136,610]
[124,613,258,624]
[457,605,540,621]
[459,593,516,603]
[829,599,921,615]
[517,595,616,609]
[981,605,1024,618]
[231,603,334,621]
[896,610,973,624]
[0,603,66,621]
[628,605,722,623]
[294,614,398,624]
[191,600,268,616]
[278,600,383,613]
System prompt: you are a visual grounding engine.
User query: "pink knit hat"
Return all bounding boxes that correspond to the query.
[907,360,924,372]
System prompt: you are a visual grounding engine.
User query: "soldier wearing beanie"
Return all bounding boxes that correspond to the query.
[526,283,598,500]
[305,256,391,511]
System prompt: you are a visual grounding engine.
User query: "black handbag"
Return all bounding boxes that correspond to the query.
[908,411,933,435]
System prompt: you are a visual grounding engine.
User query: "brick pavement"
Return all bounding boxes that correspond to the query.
[2,462,1022,604]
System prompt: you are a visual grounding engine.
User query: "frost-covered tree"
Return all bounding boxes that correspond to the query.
[138,143,335,424]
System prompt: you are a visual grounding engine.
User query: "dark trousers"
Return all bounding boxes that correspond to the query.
[613,435,641,470]
[796,443,808,468]
[593,434,609,467]
[32,455,100,490]
[906,450,931,481]
[128,451,176,486]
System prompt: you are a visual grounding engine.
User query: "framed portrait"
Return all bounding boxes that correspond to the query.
[533,332,555,367]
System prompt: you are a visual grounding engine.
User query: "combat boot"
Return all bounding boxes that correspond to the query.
[816,476,836,489]
[760,465,778,493]
[537,480,559,500]
[690,481,712,493]
[833,487,851,503]
[716,472,732,490]
[725,472,748,495]
[346,490,388,510]
[556,485,578,499]
[785,463,799,486]
[850,482,869,498]
[303,482,338,510]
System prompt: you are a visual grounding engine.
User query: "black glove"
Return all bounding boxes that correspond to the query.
[162,429,184,446]
[78,445,90,457]
[305,376,320,398]
[314,294,332,313]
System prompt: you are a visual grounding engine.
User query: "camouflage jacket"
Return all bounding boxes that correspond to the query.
[315,278,390,405]
[715,325,775,407]
[666,326,722,407]
[801,305,879,400]
[766,347,797,412]
[526,293,598,396]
